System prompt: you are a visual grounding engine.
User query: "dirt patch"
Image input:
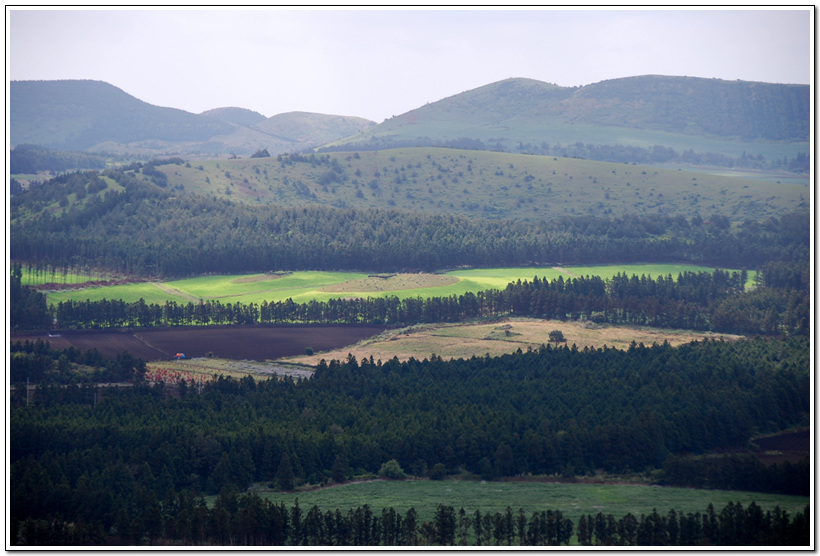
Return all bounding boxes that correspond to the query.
[321,273,458,293]
[232,272,292,284]
[151,282,199,302]
[147,358,314,382]
[12,325,390,362]
[552,266,581,278]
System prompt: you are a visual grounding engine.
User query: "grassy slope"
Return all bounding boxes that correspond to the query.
[327,76,809,163]
[158,148,808,222]
[43,264,756,306]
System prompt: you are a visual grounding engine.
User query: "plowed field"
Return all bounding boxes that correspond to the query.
[13,325,389,362]
[751,429,810,465]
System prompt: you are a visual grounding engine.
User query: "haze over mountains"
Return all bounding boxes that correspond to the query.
[10,80,375,156]
[10,75,809,170]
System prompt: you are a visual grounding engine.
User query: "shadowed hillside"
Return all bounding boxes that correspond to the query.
[10,80,374,157]
[10,80,233,150]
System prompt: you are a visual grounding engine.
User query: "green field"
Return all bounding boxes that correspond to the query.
[43,264,757,306]
[239,479,808,530]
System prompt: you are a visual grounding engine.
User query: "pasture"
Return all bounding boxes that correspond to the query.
[245,479,810,530]
[280,317,744,366]
[41,264,757,306]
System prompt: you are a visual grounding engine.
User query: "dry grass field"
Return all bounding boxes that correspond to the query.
[280,318,744,365]
[146,358,313,384]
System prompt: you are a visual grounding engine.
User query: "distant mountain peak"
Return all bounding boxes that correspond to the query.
[201,107,268,127]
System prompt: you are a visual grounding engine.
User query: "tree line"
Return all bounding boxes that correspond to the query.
[10,165,809,277]
[46,267,809,337]
[10,338,147,384]
[10,144,110,174]
[509,141,810,173]
[11,486,810,546]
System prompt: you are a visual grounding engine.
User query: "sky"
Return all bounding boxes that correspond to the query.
[7,7,813,123]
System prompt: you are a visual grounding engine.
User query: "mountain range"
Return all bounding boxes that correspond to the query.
[10,76,809,167]
[10,80,374,156]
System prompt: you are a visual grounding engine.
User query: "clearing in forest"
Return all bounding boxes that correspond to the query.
[280,318,744,365]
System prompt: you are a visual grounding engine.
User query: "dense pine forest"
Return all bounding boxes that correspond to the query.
[9,336,810,545]
[10,162,809,277]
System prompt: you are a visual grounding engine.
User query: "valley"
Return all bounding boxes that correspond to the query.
[9,71,810,547]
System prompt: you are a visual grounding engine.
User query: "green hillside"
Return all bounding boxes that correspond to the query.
[153,147,808,222]
[325,76,809,171]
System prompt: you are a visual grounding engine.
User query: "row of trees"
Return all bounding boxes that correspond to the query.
[10,144,109,174]
[576,502,809,547]
[9,264,51,330]
[12,487,809,546]
[10,164,809,277]
[46,268,808,337]
[508,141,810,173]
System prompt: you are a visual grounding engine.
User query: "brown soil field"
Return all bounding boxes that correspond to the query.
[12,325,389,362]
[281,318,744,366]
[750,429,810,465]
[753,429,810,452]
[320,273,458,293]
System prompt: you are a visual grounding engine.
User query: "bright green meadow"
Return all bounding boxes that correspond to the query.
[43,264,756,306]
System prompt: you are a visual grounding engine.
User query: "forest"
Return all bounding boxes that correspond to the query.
[9,163,809,277]
[8,144,811,546]
[9,333,810,545]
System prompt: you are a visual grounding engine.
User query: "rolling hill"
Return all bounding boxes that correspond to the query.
[98,147,812,223]
[323,76,809,170]
[9,80,375,157]
[10,75,808,172]
[200,106,268,127]
[10,80,233,151]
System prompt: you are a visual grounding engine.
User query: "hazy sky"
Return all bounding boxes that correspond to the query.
[8,7,812,122]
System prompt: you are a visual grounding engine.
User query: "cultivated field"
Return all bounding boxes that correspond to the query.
[41,264,757,306]
[146,358,313,384]
[13,325,388,362]
[750,429,811,466]
[280,317,744,366]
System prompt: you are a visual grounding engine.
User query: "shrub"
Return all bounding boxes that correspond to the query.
[378,459,406,479]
